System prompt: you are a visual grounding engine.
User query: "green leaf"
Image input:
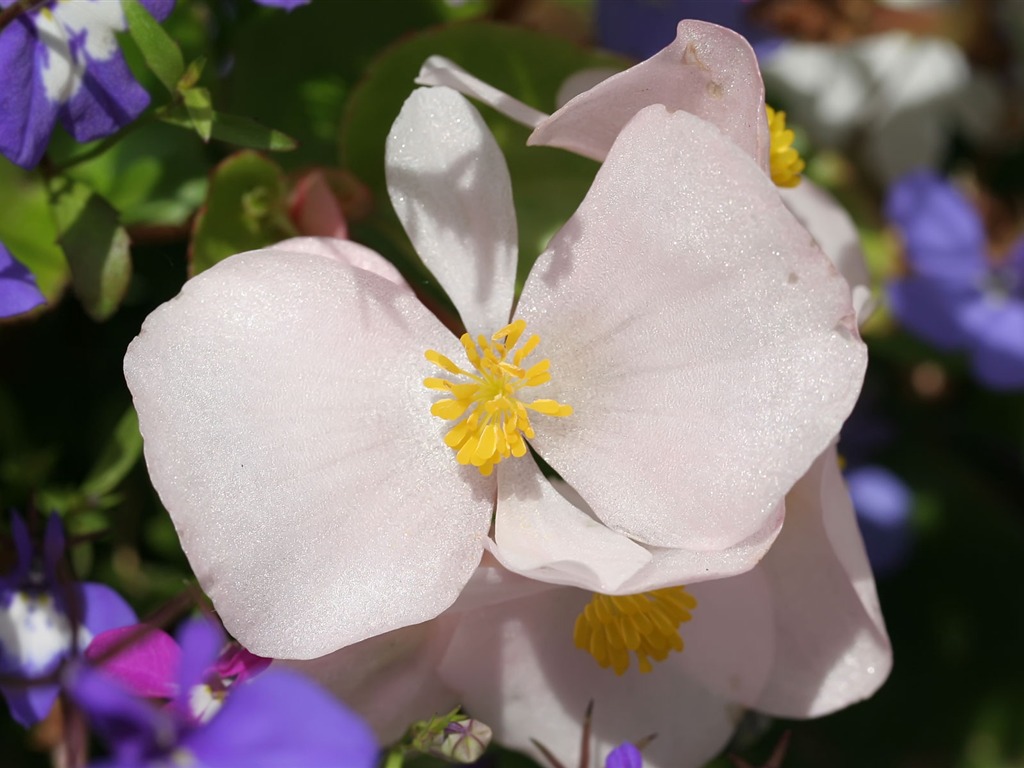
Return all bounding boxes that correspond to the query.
[224,0,447,167]
[48,177,132,322]
[189,151,296,276]
[160,103,296,151]
[342,22,628,288]
[80,406,143,500]
[182,86,214,141]
[63,122,208,227]
[0,160,69,303]
[123,0,185,94]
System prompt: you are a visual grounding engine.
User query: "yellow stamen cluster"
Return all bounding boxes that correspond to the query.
[767,105,805,188]
[424,319,572,476]
[573,587,697,675]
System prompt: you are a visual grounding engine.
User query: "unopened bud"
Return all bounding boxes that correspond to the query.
[428,717,492,763]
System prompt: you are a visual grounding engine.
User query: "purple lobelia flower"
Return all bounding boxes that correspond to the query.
[0,512,136,726]
[0,0,174,168]
[606,743,643,768]
[887,171,1024,390]
[73,617,379,767]
[0,242,45,317]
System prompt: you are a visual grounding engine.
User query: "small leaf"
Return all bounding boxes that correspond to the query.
[48,177,132,322]
[178,57,207,91]
[123,0,185,94]
[189,151,296,276]
[0,160,69,303]
[159,103,296,151]
[80,406,143,500]
[182,86,213,141]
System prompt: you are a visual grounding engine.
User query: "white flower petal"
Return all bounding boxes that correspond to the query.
[271,236,407,286]
[530,20,769,171]
[519,106,866,551]
[125,248,494,659]
[491,454,652,593]
[753,447,892,717]
[415,56,547,129]
[780,181,875,325]
[386,86,517,335]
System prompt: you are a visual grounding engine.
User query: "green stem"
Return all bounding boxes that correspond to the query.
[49,111,154,174]
[382,747,406,768]
[0,0,50,37]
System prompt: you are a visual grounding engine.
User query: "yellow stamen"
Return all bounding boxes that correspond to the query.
[573,587,696,675]
[424,319,572,475]
[766,105,805,188]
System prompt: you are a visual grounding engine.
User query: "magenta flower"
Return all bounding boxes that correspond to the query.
[0,0,174,168]
[72,617,378,767]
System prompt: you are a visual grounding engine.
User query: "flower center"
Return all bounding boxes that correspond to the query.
[424,319,572,476]
[767,105,805,188]
[573,587,696,675]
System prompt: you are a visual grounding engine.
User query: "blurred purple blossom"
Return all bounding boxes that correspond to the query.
[0,0,174,168]
[887,171,1024,390]
[594,0,780,61]
[606,743,643,768]
[0,513,135,726]
[846,465,914,577]
[252,0,310,8]
[73,617,378,767]
[0,242,45,318]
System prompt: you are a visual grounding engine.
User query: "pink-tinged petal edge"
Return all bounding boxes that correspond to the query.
[270,236,407,287]
[752,446,892,717]
[492,460,787,594]
[386,86,518,336]
[780,181,875,325]
[125,247,494,659]
[518,105,865,552]
[529,20,770,172]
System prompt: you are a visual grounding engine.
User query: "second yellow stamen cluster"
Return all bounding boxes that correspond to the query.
[424,319,572,476]
[573,587,697,675]
[767,105,805,188]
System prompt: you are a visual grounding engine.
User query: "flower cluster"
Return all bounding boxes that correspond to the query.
[123,19,890,768]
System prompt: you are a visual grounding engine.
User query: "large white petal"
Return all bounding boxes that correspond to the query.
[753,447,892,717]
[386,86,517,335]
[518,106,866,551]
[125,247,494,659]
[530,20,769,171]
[438,584,737,768]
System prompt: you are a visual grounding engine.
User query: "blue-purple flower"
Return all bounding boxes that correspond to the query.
[887,171,1024,390]
[0,512,135,726]
[606,743,643,768]
[594,0,780,61]
[0,0,174,168]
[252,0,309,8]
[846,465,913,577]
[0,242,45,317]
[73,617,378,767]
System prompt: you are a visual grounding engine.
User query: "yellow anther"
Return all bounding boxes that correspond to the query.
[573,587,696,675]
[424,319,572,474]
[766,105,805,188]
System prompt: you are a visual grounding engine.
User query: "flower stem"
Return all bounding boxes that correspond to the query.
[49,112,154,174]
[0,0,49,36]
